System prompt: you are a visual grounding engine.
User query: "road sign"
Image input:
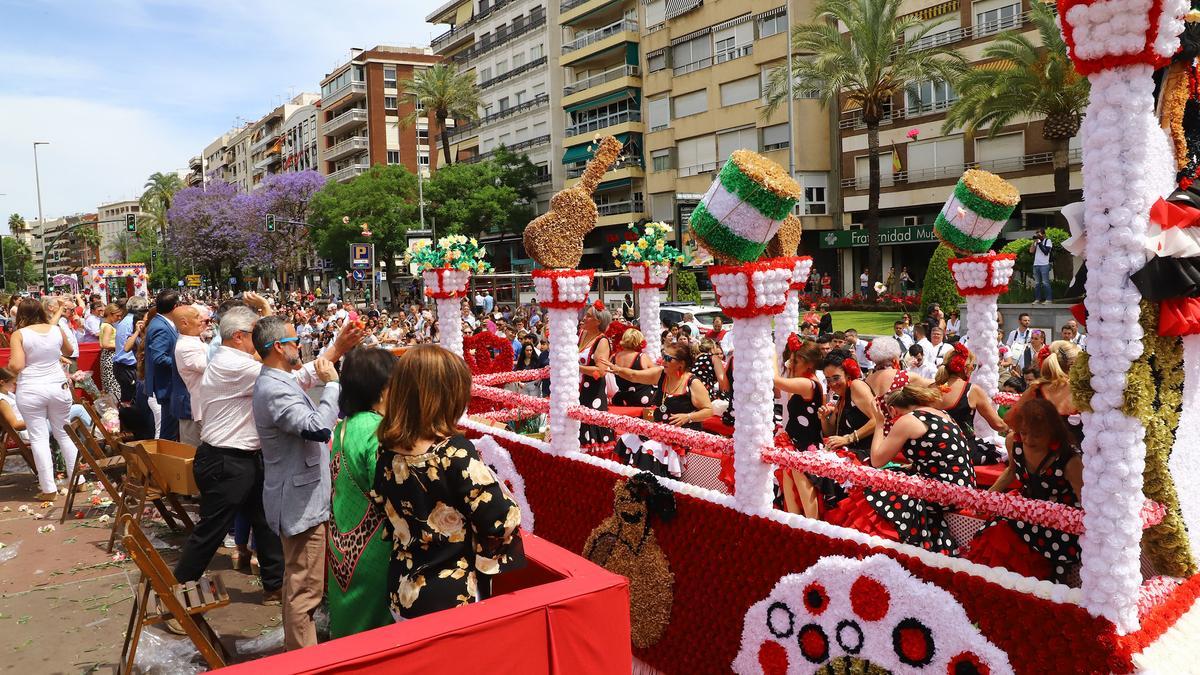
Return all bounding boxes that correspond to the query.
[185,275,202,287]
[351,269,366,282]
[350,243,371,269]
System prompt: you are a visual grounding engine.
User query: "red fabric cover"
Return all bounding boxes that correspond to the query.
[973,463,1021,490]
[960,521,1053,581]
[609,404,735,491]
[0,342,102,389]
[823,488,900,542]
[1158,297,1200,336]
[218,534,630,674]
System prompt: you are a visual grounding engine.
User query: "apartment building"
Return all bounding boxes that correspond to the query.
[248,93,322,188]
[96,199,141,263]
[200,128,244,188]
[186,155,203,187]
[833,0,1080,291]
[318,46,441,184]
[640,0,837,272]
[281,99,322,175]
[33,214,98,280]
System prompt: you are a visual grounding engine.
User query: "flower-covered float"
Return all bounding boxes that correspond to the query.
[84,264,149,303]
[455,4,1200,662]
[406,234,491,357]
[613,221,688,361]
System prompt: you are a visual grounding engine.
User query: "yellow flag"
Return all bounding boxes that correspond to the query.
[891,140,903,172]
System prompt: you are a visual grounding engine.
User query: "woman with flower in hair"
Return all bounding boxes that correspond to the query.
[577,301,614,453]
[864,338,931,436]
[825,382,977,554]
[961,398,1082,581]
[818,348,877,461]
[774,336,825,516]
[935,343,1008,464]
[1020,340,1083,446]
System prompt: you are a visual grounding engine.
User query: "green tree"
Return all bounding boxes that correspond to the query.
[943,1,1087,207]
[7,213,26,234]
[307,165,421,273]
[106,231,139,261]
[675,270,702,303]
[2,236,36,291]
[402,63,483,167]
[920,244,963,312]
[140,171,185,236]
[764,0,965,287]
[425,147,539,239]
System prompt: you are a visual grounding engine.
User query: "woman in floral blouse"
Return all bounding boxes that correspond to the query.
[373,344,524,619]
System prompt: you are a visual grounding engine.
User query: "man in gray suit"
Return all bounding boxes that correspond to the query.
[251,316,339,650]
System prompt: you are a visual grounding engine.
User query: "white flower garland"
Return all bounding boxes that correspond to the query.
[1168,334,1200,547]
[775,290,800,363]
[1077,63,1175,634]
[730,314,779,514]
[732,555,1013,674]
[967,295,1000,400]
[473,434,535,532]
[547,308,583,456]
[638,287,664,361]
[435,296,464,358]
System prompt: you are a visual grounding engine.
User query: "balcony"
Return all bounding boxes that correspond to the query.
[462,134,551,163]
[431,0,517,50]
[450,94,550,139]
[899,10,1032,54]
[566,109,641,138]
[566,156,644,179]
[330,163,370,183]
[838,148,1082,190]
[673,44,752,77]
[326,136,369,161]
[188,156,202,171]
[252,146,282,173]
[431,25,475,52]
[564,64,640,96]
[678,161,721,178]
[839,97,957,130]
[452,12,546,63]
[323,108,368,135]
[324,80,367,106]
[251,131,279,154]
[563,18,638,53]
[596,197,646,217]
[479,55,548,90]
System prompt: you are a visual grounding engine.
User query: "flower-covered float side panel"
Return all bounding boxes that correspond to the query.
[473,431,1139,675]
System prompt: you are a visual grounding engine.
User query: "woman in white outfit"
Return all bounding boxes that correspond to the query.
[8,298,79,500]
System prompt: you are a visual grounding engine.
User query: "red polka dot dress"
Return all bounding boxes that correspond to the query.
[827,410,976,555]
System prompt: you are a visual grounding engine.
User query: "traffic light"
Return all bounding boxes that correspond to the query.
[266,214,276,232]
[151,250,158,263]
[126,213,136,232]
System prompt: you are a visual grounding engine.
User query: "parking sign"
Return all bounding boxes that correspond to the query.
[350,243,371,269]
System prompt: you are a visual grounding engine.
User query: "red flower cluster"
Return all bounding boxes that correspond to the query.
[463,331,515,375]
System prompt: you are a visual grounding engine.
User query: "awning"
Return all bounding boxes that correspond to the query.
[562,133,634,164]
[596,177,632,191]
[564,88,639,113]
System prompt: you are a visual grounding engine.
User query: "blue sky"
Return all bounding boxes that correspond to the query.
[0,0,445,229]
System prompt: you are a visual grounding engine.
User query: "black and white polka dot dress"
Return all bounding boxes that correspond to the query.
[692,353,722,400]
[578,336,614,452]
[612,353,657,407]
[784,379,823,452]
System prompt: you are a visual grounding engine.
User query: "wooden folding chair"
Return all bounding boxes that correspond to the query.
[61,418,126,530]
[118,441,194,536]
[118,514,230,674]
[80,398,130,456]
[0,409,35,479]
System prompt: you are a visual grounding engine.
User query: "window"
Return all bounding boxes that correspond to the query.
[387,150,400,165]
[648,96,671,131]
[677,135,717,174]
[974,131,1025,171]
[498,132,511,146]
[514,89,525,104]
[904,80,955,115]
[758,10,786,38]
[384,96,398,110]
[904,16,962,48]
[533,121,548,137]
[496,59,507,74]
[672,35,712,74]
[903,215,923,226]
[720,76,759,107]
[498,96,510,111]
[906,136,964,180]
[717,126,758,160]
[974,0,1021,35]
[713,19,753,63]
[480,67,493,83]
[800,173,828,215]
[530,44,544,60]
[515,126,528,142]
[761,123,789,151]
[646,0,666,25]
[855,153,894,187]
[418,154,430,166]
[512,53,524,69]
[417,127,429,140]
[652,148,674,172]
[383,66,397,87]
[648,49,668,73]
[533,82,546,97]
[672,89,708,118]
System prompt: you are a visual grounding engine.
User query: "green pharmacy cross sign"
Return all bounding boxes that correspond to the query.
[819,223,938,249]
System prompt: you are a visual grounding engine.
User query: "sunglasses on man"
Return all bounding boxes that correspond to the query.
[263,337,300,349]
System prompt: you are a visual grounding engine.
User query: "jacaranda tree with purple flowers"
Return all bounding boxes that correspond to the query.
[240,170,326,288]
[167,179,253,283]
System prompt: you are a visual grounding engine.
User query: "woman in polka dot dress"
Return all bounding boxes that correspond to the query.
[962,398,1082,582]
[610,328,659,407]
[826,382,976,555]
[578,302,615,453]
[774,335,825,517]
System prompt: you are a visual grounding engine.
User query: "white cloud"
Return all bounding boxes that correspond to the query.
[0,95,202,226]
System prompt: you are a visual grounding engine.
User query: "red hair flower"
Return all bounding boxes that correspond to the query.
[1036,345,1052,367]
[786,332,804,353]
[946,342,971,375]
[592,300,606,312]
[841,358,862,380]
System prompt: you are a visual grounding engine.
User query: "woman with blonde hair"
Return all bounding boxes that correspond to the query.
[825,382,976,554]
[373,345,524,619]
[935,343,1008,464]
[610,328,659,406]
[8,298,80,500]
[1020,340,1083,445]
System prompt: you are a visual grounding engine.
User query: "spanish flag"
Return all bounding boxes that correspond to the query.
[891,140,903,173]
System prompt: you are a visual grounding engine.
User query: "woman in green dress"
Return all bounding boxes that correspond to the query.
[327,347,398,639]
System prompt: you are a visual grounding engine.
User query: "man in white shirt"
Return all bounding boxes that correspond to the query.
[682,313,703,338]
[1030,229,1054,304]
[891,320,914,351]
[844,329,874,370]
[173,304,362,604]
[924,327,951,367]
[1062,320,1087,351]
[474,291,485,314]
[173,305,209,447]
[1007,313,1034,368]
[81,302,103,343]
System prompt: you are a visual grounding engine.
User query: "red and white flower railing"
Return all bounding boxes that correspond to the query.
[626,262,671,360]
[423,267,471,357]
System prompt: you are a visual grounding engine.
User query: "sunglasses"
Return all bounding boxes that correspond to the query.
[263,337,300,349]
[661,353,677,362]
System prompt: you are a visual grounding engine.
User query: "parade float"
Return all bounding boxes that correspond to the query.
[407,235,492,359]
[83,264,149,303]
[457,34,1200,664]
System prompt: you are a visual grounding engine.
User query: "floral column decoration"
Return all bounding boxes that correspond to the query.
[1059,0,1188,632]
[407,235,491,359]
[614,222,688,361]
[690,150,802,514]
[774,254,814,361]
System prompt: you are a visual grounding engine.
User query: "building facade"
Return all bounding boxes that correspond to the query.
[833,0,1081,293]
[318,46,441,183]
[640,0,838,275]
[248,93,322,188]
[281,100,322,175]
[96,200,141,263]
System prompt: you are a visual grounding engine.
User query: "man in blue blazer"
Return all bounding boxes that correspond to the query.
[144,290,181,440]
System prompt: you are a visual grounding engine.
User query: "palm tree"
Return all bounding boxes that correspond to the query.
[140,171,184,236]
[7,213,26,233]
[765,0,965,284]
[107,231,139,262]
[942,1,1087,208]
[402,63,483,167]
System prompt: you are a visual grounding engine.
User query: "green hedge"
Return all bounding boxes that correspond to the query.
[675,269,701,303]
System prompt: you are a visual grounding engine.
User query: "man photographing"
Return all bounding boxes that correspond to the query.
[1030,228,1054,304]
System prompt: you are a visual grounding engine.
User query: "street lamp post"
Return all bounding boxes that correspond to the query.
[33,141,49,290]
